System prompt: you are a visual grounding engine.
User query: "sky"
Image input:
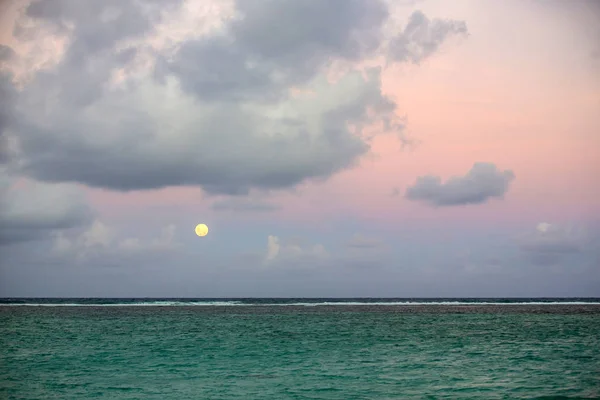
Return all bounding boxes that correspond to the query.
[0,0,599,298]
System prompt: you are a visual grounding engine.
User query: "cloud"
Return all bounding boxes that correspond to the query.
[211,197,280,213]
[0,172,93,245]
[52,220,180,262]
[166,0,390,101]
[266,235,280,262]
[387,10,468,64]
[262,234,387,270]
[405,162,515,207]
[13,0,181,105]
[264,235,328,266]
[51,220,115,259]
[518,222,586,265]
[2,1,466,196]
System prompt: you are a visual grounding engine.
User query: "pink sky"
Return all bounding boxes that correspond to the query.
[4,0,595,228]
[78,0,599,230]
[1,0,599,298]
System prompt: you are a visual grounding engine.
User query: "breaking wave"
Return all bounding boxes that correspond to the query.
[2,298,599,307]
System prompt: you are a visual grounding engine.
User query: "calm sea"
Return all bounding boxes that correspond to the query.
[1,298,599,399]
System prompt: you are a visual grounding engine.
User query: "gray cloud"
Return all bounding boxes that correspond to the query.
[165,0,389,102]
[0,173,93,245]
[18,0,181,106]
[3,1,466,196]
[388,10,468,64]
[12,70,377,194]
[211,197,281,213]
[405,162,515,206]
[231,0,388,77]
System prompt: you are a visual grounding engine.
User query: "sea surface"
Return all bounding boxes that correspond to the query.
[1,298,599,399]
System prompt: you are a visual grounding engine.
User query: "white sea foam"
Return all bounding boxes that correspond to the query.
[0,301,244,307]
[2,301,599,307]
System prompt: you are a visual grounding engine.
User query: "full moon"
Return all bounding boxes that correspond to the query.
[195,224,209,237]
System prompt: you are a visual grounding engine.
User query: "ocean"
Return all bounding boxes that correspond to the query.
[1,298,599,399]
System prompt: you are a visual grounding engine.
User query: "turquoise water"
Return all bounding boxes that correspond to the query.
[1,301,599,399]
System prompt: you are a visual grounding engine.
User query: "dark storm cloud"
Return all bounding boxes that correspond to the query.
[405,162,515,206]
[211,197,281,213]
[3,1,467,195]
[388,10,468,64]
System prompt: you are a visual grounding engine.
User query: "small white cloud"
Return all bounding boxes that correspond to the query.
[536,222,553,233]
[264,235,328,266]
[266,235,280,262]
[81,220,114,249]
